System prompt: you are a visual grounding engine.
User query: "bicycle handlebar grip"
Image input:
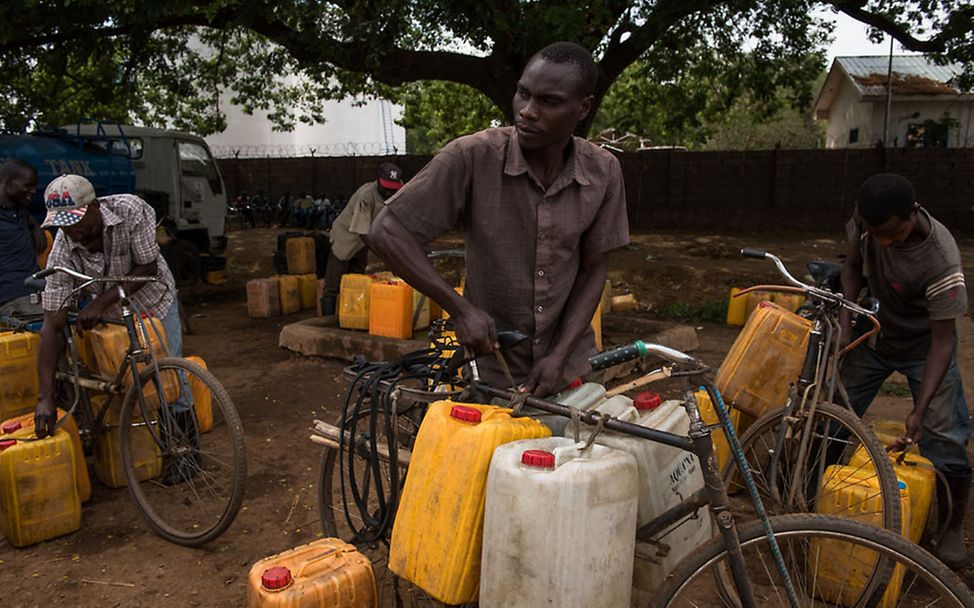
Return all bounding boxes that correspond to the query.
[588,340,648,371]
[32,267,56,279]
[740,248,768,259]
[23,277,47,292]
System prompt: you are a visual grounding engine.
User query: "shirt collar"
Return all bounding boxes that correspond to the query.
[503,127,592,188]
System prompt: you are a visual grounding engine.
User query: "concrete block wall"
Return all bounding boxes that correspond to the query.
[218,148,974,232]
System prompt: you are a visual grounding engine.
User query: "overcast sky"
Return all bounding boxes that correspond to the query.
[825,10,920,66]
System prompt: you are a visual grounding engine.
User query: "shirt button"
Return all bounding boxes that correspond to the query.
[539,234,547,240]
[537,305,544,312]
[534,338,541,344]
[537,270,544,277]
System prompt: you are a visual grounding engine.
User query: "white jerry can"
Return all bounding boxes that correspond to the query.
[481,437,639,608]
[568,391,713,592]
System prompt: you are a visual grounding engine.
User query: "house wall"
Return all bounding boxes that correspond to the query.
[825,87,974,148]
[218,147,974,233]
[825,84,875,148]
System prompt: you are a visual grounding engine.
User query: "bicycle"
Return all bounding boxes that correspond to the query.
[1,266,247,546]
[720,248,903,538]
[311,324,974,607]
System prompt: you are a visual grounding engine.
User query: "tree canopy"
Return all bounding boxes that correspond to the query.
[1,1,970,136]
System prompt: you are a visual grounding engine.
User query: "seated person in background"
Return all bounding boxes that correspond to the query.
[33,175,190,456]
[0,159,43,316]
[840,173,972,569]
[320,163,404,315]
[369,42,628,398]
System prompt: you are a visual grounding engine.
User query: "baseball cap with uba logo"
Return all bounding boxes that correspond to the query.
[41,174,96,228]
[377,162,404,191]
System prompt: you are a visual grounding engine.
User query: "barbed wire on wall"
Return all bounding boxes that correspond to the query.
[210,141,406,159]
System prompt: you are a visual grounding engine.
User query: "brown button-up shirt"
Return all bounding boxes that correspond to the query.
[386,126,629,389]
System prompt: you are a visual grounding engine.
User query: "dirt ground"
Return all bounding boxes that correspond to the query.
[3,225,974,606]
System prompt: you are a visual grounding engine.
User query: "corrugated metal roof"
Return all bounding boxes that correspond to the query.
[836,56,965,96]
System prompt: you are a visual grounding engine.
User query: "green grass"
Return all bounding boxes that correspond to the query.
[879,381,911,398]
[659,299,728,323]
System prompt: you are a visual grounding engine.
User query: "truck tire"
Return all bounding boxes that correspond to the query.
[165,239,201,288]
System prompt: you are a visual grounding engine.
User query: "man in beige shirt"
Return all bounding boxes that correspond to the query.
[321,162,404,315]
[369,42,629,397]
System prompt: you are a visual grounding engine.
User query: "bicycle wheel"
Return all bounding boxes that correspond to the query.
[317,406,465,607]
[655,513,974,607]
[723,401,902,534]
[119,356,246,546]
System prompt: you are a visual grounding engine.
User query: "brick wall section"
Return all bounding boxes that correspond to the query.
[218,148,974,232]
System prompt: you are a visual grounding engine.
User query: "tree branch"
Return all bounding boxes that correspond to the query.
[827,1,951,53]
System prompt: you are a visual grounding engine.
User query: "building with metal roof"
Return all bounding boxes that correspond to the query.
[813,56,973,148]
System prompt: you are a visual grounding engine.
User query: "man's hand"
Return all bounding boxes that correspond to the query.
[521,354,566,399]
[34,398,57,439]
[76,298,109,330]
[453,305,498,356]
[891,409,925,452]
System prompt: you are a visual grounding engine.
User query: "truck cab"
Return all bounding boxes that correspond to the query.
[0,122,227,286]
[68,123,227,286]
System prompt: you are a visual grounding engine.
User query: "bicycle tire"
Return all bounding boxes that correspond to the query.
[722,401,902,534]
[655,513,974,607]
[317,409,467,608]
[119,356,246,546]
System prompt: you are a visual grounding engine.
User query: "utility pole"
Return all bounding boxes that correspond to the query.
[883,36,894,147]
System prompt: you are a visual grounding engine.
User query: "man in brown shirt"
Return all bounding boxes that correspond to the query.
[369,42,629,397]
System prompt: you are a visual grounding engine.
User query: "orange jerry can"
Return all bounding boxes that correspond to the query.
[1,409,91,503]
[369,281,413,340]
[714,301,812,419]
[247,538,378,608]
[184,356,214,434]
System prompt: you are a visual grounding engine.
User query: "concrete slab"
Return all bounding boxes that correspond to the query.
[280,314,698,370]
[279,317,428,361]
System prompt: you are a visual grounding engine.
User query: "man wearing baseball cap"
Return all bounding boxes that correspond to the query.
[33,175,190,451]
[321,161,405,316]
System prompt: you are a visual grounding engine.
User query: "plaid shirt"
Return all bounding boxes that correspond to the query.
[42,194,176,318]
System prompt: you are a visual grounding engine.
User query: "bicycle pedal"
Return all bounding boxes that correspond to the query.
[634,540,669,564]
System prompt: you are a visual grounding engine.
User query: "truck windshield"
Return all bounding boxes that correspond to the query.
[178,140,223,195]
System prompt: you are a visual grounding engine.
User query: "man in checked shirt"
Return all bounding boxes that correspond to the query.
[32,175,190,447]
[840,173,972,569]
[369,42,629,399]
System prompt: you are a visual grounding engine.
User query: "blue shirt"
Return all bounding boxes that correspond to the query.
[0,205,38,305]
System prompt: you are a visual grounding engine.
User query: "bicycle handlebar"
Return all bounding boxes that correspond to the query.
[739,249,880,355]
[588,340,700,371]
[738,249,877,318]
[30,266,160,285]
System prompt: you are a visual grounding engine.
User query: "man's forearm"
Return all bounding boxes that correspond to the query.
[36,311,68,404]
[368,209,467,317]
[548,255,607,364]
[915,331,954,417]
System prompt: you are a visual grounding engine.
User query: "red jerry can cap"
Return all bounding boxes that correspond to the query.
[633,391,662,411]
[1,420,22,434]
[757,300,774,309]
[450,405,483,423]
[261,565,293,590]
[521,449,555,469]
[0,439,17,452]
[567,378,583,389]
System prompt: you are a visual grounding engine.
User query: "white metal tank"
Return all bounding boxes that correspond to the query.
[481,437,638,608]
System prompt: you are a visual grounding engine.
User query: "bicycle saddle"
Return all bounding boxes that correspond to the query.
[806,260,841,292]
